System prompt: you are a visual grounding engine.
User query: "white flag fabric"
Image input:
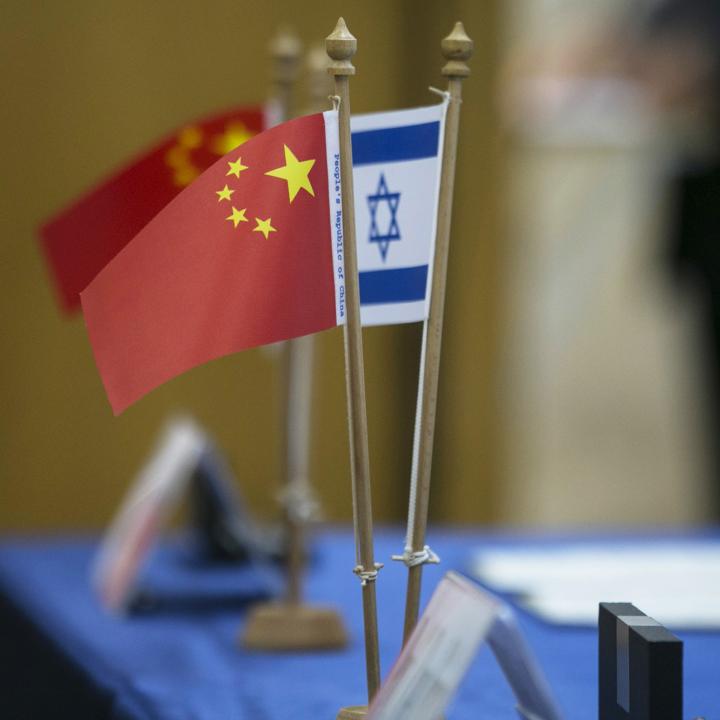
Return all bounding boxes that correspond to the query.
[351,102,447,326]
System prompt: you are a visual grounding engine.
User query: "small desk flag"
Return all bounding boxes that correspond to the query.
[40,106,266,313]
[81,112,343,414]
[352,103,447,326]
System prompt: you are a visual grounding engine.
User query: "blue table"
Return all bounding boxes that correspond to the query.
[0,528,717,719]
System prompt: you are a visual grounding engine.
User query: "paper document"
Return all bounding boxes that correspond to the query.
[489,606,563,720]
[471,540,720,628]
[93,417,207,612]
[368,571,562,720]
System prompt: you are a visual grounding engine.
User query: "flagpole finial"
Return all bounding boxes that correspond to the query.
[441,21,473,78]
[307,43,329,74]
[270,26,302,62]
[326,17,356,76]
[270,26,302,85]
[306,44,333,113]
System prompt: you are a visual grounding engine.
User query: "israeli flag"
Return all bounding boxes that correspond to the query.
[351,102,447,326]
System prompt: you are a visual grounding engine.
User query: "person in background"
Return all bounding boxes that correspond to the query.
[636,0,720,514]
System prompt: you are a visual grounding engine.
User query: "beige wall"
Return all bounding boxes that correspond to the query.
[0,0,501,531]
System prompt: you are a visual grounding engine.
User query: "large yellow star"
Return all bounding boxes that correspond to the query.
[226,207,248,228]
[226,157,248,178]
[253,217,276,239]
[211,122,255,156]
[265,145,315,203]
[216,185,234,202]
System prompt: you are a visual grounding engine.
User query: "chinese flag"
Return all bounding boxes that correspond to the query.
[81,112,343,414]
[40,106,266,313]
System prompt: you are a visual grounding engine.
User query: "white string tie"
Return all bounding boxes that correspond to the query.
[428,86,452,102]
[353,562,384,586]
[329,95,341,111]
[392,545,440,568]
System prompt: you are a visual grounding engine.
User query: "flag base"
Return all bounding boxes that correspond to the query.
[336,706,367,719]
[336,704,442,719]
[241,602,348,650]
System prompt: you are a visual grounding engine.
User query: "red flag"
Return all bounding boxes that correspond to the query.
[40,106,266,313]
[81,112,344,414]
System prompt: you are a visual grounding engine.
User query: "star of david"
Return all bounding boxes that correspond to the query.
[367,174,400,262]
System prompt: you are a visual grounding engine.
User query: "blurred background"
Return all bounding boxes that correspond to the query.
[1,0,718,532]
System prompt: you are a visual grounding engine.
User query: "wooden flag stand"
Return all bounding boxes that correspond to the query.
[397,23,473,644]
[327,18,382,720]
[242,334,347,650]
[241,27,347,652]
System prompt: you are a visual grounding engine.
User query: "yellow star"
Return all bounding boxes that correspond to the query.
[253,217,276,239]
[172,165,199,187]
[216,185,234,202]
[226,207,248,228]
[265,145,315,203]
[165,145,188,169]
[178,125,203,149]
[211,122,255,156]
[226,157,248,178]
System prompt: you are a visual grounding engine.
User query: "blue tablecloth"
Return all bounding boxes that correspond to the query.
[0,528,717,719]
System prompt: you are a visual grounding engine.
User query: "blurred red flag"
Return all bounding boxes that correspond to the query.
[40,106,266,313]
[81,112,343,414]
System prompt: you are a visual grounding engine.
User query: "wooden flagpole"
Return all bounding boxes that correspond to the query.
[269,26,306,609]
[282,341,313,606]
[326,18,382,715]
[279,43,334,608]
[269,27,302,123]
[241,27,347,651]
[400,22,473,644]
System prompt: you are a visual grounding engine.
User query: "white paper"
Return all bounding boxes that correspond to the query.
[368,572,499,720]
[368,572,562,720]
[471,541,720,628]
[92,417,207,613]
[488,606,562,720]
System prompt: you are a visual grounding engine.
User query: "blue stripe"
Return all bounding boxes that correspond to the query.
[351,122,440,166]
[359,265,428,305]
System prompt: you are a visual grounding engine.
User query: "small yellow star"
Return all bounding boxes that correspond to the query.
[165,145,188,169]
[265,145,315,203]
[178,125,203,149]
[226,207,248,228]
[253,217,276,239]
[216,185,235,202]
[226,156,249,178]
[172,165,199,187]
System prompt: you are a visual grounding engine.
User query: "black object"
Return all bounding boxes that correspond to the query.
[0,591,116,719]
[599,602,683,720]
[669,163,720,515]
[190,444,286,564]
[641,0,720,517]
